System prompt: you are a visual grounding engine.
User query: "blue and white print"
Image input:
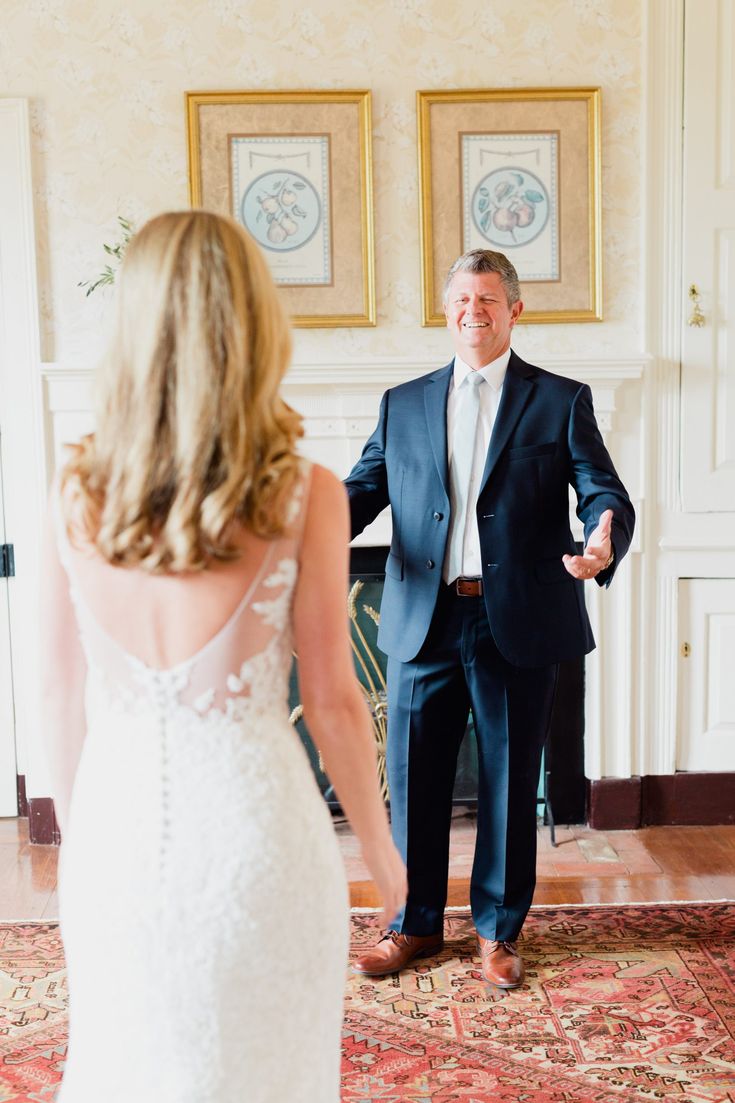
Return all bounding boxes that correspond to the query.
[462,133,559,282]
[231,136,331,286]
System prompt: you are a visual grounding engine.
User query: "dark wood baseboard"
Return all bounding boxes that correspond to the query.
[588,773,735,829]
[16,774,27,817]
[20,772,732,846]
[27,798,61,845]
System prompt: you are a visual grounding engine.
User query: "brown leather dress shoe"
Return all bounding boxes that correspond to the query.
[477,936,525,988]
[352,931,444,976]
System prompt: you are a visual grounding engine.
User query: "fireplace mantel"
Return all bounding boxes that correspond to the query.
[40,353,644,791]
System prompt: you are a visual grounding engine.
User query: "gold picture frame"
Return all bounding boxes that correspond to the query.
[186,89,376,328]
[417,87,602,326]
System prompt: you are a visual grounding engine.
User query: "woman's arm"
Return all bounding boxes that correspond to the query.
[39,504,88,838]
[293,464,406,926]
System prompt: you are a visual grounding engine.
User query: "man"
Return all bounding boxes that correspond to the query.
[345,249,634,988]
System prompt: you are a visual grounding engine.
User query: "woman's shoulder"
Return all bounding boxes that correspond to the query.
[304,461,347,509]
[298,462,348,543]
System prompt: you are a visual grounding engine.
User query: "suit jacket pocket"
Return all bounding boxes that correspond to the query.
[385,551,404,581]
[535,556,572,585]
[508,442,557,461]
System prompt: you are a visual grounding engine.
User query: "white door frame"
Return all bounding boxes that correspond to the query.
[0,98,46,810]
[0,430,18,815]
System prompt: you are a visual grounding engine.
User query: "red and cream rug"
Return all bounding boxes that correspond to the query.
[344,904,735,1103]
[0,923,66,1101]
[1,904,733,1101]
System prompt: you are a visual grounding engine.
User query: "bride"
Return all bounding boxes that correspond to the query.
[41,210,406,1102]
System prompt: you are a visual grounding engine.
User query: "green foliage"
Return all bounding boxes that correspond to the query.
[78,216,134,296]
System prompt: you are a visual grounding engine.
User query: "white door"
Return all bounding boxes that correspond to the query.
[0,99,45,806]
[677,578,735,770]
[680,0,735,510]
[0,432,18,815]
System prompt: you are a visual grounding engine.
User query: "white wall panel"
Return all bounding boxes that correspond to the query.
[715,230,735,469]
[717,0,735,187]
[678,578,735,770]
[681,0,735,510]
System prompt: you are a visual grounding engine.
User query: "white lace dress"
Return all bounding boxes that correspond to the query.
[54,471,349,1102]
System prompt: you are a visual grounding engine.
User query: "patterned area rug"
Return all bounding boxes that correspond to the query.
[0,923,66,1102]
[1,905,733,1101]
[344,904,735,1103]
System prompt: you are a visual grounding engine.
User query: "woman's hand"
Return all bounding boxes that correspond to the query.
[361,836,408,928]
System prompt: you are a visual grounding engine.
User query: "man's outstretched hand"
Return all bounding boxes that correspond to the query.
[562,509,614,581]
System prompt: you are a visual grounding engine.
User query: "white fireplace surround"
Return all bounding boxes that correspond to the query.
[41,352,646,790]
[41,354,643,551]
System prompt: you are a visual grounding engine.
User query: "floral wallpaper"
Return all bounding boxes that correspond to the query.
[0,0,642,367]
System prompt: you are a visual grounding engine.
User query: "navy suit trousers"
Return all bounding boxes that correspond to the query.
[386,583,557,941]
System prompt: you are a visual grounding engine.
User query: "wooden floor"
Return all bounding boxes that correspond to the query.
[0,817,60,921]
[1,812,733,921]
[340,809,735,908]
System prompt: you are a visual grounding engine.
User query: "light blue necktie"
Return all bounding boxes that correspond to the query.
[445,371,484,583]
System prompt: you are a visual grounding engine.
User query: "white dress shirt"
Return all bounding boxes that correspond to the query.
[442,349,511,582]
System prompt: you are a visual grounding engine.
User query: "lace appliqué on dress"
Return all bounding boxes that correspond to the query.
[79,553,299,728]
[252,558,298,633]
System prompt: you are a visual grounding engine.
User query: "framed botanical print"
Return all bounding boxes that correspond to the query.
[417,87,602,325]
[187,90,376,327]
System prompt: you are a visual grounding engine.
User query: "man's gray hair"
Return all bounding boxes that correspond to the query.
[442,249,521,306]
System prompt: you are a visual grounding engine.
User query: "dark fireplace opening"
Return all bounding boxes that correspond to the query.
[290,546,586,825]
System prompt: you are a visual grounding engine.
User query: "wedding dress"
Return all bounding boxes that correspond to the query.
[53,465,349,1102]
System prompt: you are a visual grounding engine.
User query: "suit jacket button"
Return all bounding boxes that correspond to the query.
[426,559,435,569]
[433,512,443,521]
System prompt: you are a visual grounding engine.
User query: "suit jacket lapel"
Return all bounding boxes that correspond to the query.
[424,362,453,495]
[479,352,535,493]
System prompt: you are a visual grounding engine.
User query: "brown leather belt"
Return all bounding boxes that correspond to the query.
[455,577,483,597]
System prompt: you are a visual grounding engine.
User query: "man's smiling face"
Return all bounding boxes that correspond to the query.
[444,270,523,367]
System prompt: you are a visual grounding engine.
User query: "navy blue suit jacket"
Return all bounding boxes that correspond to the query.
[345,352,635,667]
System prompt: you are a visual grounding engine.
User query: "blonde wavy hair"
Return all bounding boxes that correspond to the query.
[61,210,303,572]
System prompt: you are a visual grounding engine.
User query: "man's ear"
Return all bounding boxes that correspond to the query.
[510,300,524,325]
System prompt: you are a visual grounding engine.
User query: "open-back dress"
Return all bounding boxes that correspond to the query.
[53,464,349,1102]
